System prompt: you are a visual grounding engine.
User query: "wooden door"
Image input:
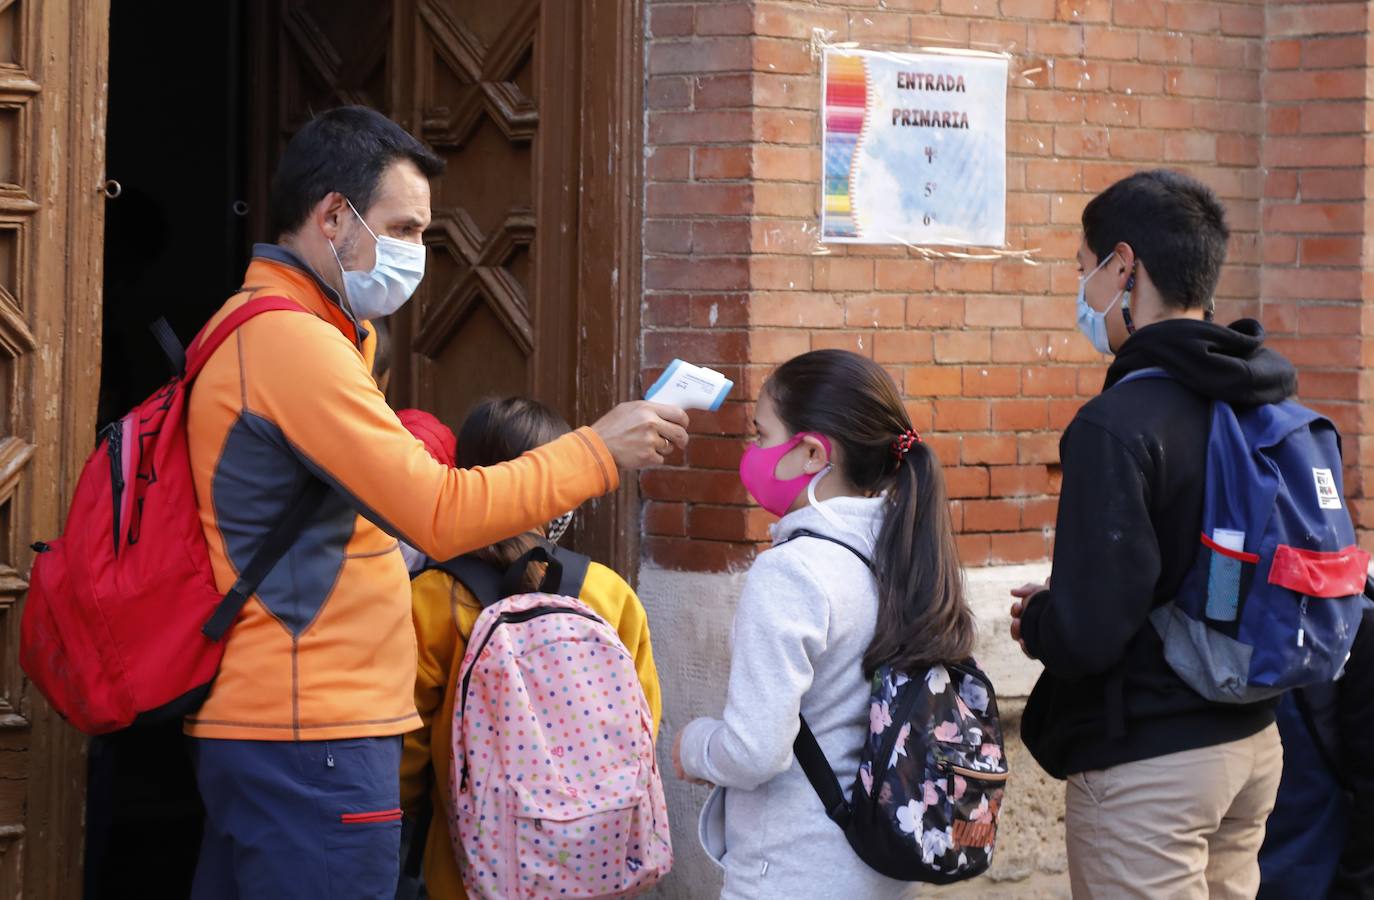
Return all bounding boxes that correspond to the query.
[249,0,643,574]
[6,0,111,896]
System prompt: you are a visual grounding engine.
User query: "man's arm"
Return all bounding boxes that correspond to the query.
[1019,419,1164,680]
[241,313,685,560]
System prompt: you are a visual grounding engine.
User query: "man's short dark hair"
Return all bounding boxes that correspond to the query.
[1081,169,1230,311]
[269,105,444,238]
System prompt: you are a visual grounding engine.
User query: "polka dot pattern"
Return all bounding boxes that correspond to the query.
[449,593,673,897]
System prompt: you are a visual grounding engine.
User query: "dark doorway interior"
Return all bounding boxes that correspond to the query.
[87,1,249,897]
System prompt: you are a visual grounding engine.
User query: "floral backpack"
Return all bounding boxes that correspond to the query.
[784,530,1009,884]
[447,545,672,899]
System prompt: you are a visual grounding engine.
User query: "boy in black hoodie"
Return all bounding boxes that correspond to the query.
[1009,170,1291,899]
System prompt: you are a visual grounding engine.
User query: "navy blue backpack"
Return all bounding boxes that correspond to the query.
[1120,368,1368,703]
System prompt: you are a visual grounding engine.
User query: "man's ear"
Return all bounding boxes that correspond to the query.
[798,434,830,473]
[316,191,350,242]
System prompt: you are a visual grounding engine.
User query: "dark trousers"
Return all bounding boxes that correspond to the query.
[190,736,402,900]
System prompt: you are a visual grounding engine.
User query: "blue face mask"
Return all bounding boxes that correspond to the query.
[1076,252,1124,355]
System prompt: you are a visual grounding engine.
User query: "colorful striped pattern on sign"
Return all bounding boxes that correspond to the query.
[822,52,870,239]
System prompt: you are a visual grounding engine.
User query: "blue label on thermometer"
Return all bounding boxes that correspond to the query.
[645,359,733,412]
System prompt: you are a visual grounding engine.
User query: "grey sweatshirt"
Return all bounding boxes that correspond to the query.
[679,495,919,900]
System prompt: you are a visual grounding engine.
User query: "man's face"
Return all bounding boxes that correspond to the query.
[336,159,432,273]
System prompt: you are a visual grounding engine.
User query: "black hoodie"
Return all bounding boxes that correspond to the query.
[1020,318,1298,778]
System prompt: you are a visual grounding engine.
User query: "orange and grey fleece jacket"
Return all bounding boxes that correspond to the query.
[400,560,661,900]
[184,245,618,741]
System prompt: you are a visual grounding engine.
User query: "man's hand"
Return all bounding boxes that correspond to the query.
[1009,581,1048,660]
[591,401,690,471]
[673,730,710,786]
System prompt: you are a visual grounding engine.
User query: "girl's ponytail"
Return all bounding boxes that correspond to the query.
[866,437,974,677]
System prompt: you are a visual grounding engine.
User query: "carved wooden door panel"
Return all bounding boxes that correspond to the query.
[9,0,111,896]
[248,0,641,573]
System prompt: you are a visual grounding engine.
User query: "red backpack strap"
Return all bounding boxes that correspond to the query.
[184,296,307,380]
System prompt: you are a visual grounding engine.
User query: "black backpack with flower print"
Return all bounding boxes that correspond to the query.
[784,530,1009,884]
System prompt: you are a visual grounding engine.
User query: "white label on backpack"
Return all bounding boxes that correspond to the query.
[1314,467,1343,510]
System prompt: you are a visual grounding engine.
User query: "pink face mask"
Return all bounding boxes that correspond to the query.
[739,432,832,518]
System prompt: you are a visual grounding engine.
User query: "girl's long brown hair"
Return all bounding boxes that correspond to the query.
[767,349,974,676]
[456,397,570,592]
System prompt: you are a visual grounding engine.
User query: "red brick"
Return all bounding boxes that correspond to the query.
[1054,125,1110,158]
[689,505,761,542]
[1300,104,1365,136]
[875,332,935,364]
[750,258,812,291]
[1001,0,1055,18]
[963,435,1018,466]
[809,331,872,356]
[1268,3,1366,38]
[1026,93,1085,125]
[752,145,815,181]
[648,76,691,109]
[695,73,752,109]
[1300,170,1364,201]
[646,257,749,291]
[957,533,992,566]
[1164,132,1217,163]
[1110,63,1164,96]
[1267,40,1302,71]
[649,111,751,144]
[641,468,749,505]
[753,38,813,76]
[935,261,995,292]
[849,10,911,40]
[813,258,874,292]
[648,5,694,38]
[1264,70,1365,103]
[874,259,935,292]
[906,365,963,397]
[693,220,751,255]
[649,38,751,75]
[1055,0,1109,23]
[908,296,967,329]
[686,435,751,470]
[846,294,905,328]
[646,183,750,216]
[1113,2,1164,27]
[963,365,1022,397]
[1022,296,1075,329]
[644,500,687,536]
[945,465,991,499]
[935,399,992,431]
[1022,497,1059,530]
[1262,203,1363,235]
[1140,33,1192,66]
[935,331,993,364]
[1018,432,1061,465]
[992,398,1050,430]
[643,329,748,366]
[1220,5,1263,37]
[645,219,692,254]
[1028,23,1083,56]
[1191,36,1250,71]
[1301,36,1366,70]
[750,292,842,327]
[1166,1,1220,33]
[695,2,752,36]
[1296,303,1362,333]
[1053,59,1110,92]
[750,329,811,364]
[646,146,691,180]
[1081,26,1138,61]
[1165,67,1218,98]
[1022,366,1081,397]
[964,499,1022,532]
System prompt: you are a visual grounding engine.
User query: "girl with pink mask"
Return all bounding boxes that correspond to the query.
[673,349,974,899]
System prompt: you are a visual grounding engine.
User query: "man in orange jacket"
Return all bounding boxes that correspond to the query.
[184,106,687,899]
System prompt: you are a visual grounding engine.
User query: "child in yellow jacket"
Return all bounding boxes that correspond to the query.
[398,398,662,900]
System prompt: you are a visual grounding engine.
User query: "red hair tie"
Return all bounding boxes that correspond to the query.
[892,428,922,461]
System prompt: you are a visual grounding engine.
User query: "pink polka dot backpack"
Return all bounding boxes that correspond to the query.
[447,546,672,898]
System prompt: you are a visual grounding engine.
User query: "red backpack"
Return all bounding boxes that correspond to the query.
[20,296,325,735]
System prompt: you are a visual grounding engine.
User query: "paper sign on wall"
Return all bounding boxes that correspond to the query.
[822,47,1008,247]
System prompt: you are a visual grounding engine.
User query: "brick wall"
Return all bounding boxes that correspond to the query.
[642,0,1374,572]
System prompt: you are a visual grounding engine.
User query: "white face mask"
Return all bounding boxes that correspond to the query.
[329,199,426,321]
[1075,252,1124,355]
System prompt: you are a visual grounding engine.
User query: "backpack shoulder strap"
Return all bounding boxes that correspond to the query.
[548,546,592,599]
[201,477,330,641]
[430,555,507,609]
[1112,365,1172,388]
[778,529,874,571]
[185,296,307,380]
[794,715,851,828]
